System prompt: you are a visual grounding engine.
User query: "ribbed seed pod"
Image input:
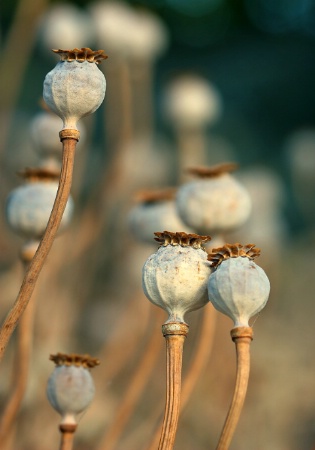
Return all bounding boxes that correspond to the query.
[6,168,73,240]
[128,188,193,244]
[142,231,212,323]
[176,163,251,235]
[47,353,99,425]
[207,243,270,327]
[43,48,107,130]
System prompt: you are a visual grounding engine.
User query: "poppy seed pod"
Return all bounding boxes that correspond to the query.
[6,169,73,240]
[207,244,270,327]
[176,163,251,235]
[164,74,222,129]
[43,48,107,130]
[142,231,212,323]
[128,189,193,244]
[47,353,99,425]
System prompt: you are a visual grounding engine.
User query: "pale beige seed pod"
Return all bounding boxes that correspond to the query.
[164,74,222,130]
[89,1,135,56]
[142,231,212,323]
[43,48,107,130]
[128,188,194,244]
[176,163,252,235]
[6,168,74,240]
[38,4,95,53]
[126,9,169,61]
[207,244,270,327]
[46,353,99,425]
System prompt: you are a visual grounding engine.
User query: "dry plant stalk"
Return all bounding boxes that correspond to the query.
[0,249,38,444]
[0,130,79,362]
[145,305,217,450]
[0,0,49,160]
[216,326,253,450]
[97,308,164,450]
[0,280,36,444]
[59,424,77,450]
[158,322,189,450]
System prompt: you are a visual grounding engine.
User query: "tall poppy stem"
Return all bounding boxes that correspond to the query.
[0,129,79,363]
[158,322,189,450]
[216,326,253,450]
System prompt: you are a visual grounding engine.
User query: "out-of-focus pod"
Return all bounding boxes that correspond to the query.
[6,168,74,242]
[164,73,222,130]
[30,111,86,171]
[176,163,251,235]
[37,3,95,55]
[128,188,194,245]
[47,353,99,425]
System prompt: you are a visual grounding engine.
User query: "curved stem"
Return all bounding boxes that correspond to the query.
[181,305,217,407]
[158,322,189,450]
[0,130,78,363]
[0,284,36,443]
[0,250,38,444]
[216,326,253,450]
[59,424,77,450]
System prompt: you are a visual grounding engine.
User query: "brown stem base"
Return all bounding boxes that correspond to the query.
[158,322,189,450]
[59,423,77,450]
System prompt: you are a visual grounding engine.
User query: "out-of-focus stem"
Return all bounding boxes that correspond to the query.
[97,308,164,450]
[0,251,38,445]
[176,127,207,183]
[97,290,151,382]
[158,322,189,450]
[0,0,48,159]
[216,326,253,450]
[0,130,79,363]
[59,423,77,450]
[0,303,35,443]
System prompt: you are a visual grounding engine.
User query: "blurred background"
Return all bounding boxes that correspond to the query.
[1,0,315,449]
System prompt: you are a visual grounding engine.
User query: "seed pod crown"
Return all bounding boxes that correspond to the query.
[208,243,261,268]
[154,230,211,249]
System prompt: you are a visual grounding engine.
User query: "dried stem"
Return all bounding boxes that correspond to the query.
[0,275,36,444]
[94,290,151,385]
[59,424,77,450]
[145,305,217,450]
[0,130,78,363]
[215,326,253,450]
[158,322,189,450]
[97,308,164,450]
[177,128,207,183]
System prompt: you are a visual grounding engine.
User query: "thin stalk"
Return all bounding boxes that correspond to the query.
[91,290,150,390]
[59,424,77,450]
[0,279,36,444]
[176,128,207,183]
[145,305,217,450]
[158,322,189,450]
[97,308,164,450]
[0,247,39,444]
[215,326,253,450]
[0,129,78,363]
[0,0,48,159]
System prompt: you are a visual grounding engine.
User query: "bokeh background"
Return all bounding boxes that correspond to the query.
[1,1,315,449]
